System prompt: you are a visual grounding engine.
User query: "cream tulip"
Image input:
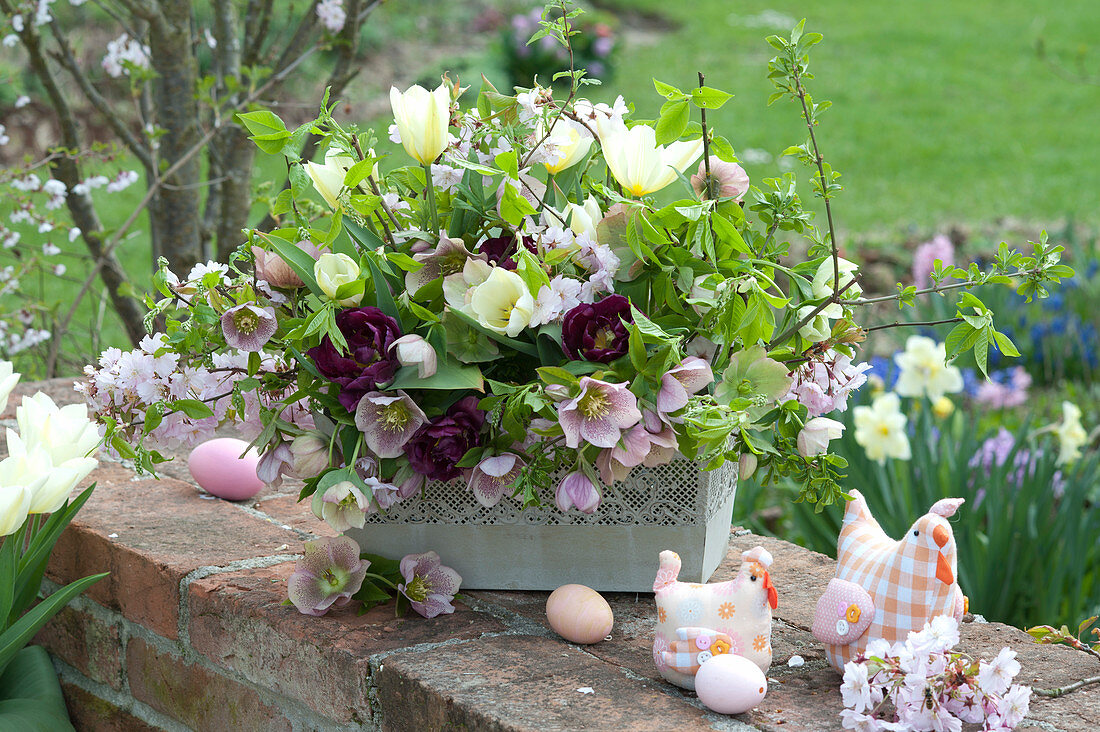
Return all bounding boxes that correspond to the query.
[0,483,30,537]
[16,393,100,465]
[3,428,97,514]
[595,117,703,197]
[469,268,535,337]
[0,360,19,414]
[314,253,363,306]
[542,121,594,175]
[390,83,451,166]
[305,147,376,211]
[545,196,603,240]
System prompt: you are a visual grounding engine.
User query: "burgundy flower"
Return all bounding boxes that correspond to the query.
[561,294,632,363]
[406,396,486,481]
[477,233,538,270]
[306,307,402,412]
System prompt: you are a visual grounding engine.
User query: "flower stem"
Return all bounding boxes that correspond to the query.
[422,163,440,233]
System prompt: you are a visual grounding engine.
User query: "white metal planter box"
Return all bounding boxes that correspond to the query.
[347,457,737,592]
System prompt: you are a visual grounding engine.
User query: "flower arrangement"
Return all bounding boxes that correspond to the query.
[82,11,1071,594]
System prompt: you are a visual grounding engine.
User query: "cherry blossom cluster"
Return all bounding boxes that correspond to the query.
[840,616,1032,731]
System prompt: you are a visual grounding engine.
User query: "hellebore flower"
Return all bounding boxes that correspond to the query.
[561,294,632,363]
[315,253,363,307]
[256,440,294,487]
[407,236,482,296]
[406,396,486,481]
[398,550,462,618]
[306,306,402,412]
[287,536,369,616]
[390,83,451,166]
[595,117,703,197]
[252,242,320,289]
[469,267,535,337]
[0,360,18,415]
[321,480,371,532]
[354,391,428,459]
[365,476,402,511]
[468,453,525,508]
[221,304,277,352]
[796,417,845,458]
[691,157,750,201]
[390,334,437,378]
[555,471,601,514]
[656,356,714,415]
[612,411,678,469]
[290,432,332,478]
[558,377,642,449]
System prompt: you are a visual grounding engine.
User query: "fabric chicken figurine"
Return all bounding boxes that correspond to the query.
[652,547,777,690]
[813,489,967,671]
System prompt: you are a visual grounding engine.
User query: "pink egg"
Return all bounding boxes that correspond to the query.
[188,438,264,501]
[695,654,768,715]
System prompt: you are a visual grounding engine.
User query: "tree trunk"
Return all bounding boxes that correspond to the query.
[148,3,203,273]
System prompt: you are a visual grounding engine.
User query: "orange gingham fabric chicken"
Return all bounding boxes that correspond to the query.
[814,489,966,671]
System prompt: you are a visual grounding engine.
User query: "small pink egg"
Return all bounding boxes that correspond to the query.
[695,654,768,715]
[546,584,614,644]
[188,438,264,501]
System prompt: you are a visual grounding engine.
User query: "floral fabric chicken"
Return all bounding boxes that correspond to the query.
[814,489,966,670]
[652,547,777,690]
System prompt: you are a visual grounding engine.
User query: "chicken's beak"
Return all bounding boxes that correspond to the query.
[762,571,778,610]
[936,553,954,585]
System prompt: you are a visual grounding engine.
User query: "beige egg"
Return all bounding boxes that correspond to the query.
[546,584,614,644]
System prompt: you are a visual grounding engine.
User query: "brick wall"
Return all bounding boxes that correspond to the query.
[13,380,1100,731]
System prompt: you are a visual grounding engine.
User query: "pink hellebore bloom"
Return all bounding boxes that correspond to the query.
[612,410,678,469]
[405,236,482,295]
[321,480,370,532]
[657,356,714,416]
[256,440,294,488]
[364,475,402,511]
[286,536,369,616]
[555,471,601,514]
[557,377,642,449]
[390,334,438,378]
[399,551,463,618]
[690,157,750,202]
[354,391,428,459]
[796,417,845,458]
[468,453,525,507]
[221,304,277,352]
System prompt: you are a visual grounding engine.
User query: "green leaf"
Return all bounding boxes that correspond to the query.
[0,647,74,731]
[447,308,539,357]
[690,87,734,110]
[652,79,685,100]
[365,256,400,323]
[170,399,215,419]
[499,182,537,227]
[237,110,290,154]
[655,101,689,145]
[495,150,519,180]
[992,330,1020,358]
[388,361,484,391]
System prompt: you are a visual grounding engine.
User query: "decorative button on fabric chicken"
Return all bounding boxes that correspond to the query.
[653,547,777,690]
[814,489,966,671]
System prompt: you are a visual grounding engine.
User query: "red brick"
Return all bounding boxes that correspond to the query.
[126,637,290,732]
[187,562,506,723]
[374,634,722,731]
[35,604,125,690]
[60,682,162,732]
[46,462,304,639]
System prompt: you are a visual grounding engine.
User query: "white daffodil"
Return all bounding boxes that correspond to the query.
[0,360,19,414]
[314,253,363,306]
[595,117,703,197]
[894,335,964,402]
[304,147,376,211]
[1055,401,1088,465]
[541,121,594,175]
[545,195,603,240]
[469,268,535,337]
[853,392,911,464]
[390,83,451,166]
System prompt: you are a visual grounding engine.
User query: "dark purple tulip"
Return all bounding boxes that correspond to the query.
[561,294,632,363]
[306,306,402,412]
[406,396,486,482]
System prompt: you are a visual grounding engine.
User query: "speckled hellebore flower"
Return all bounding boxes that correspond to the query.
[657,356,714,416]
[467,453,525,508]
[555,471,601,514]
[290,432,332,478]
[220,304,277,352]
[321,480,371,532]
[354,391,428,459]
[398,551,462,618]
[256,440,294,487]
[406,236,481,295]
[557,377,642,449]
[286,536,369,616]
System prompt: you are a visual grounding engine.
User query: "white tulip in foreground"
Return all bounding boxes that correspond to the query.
[390,83,451,166]
[595,117,704,197]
